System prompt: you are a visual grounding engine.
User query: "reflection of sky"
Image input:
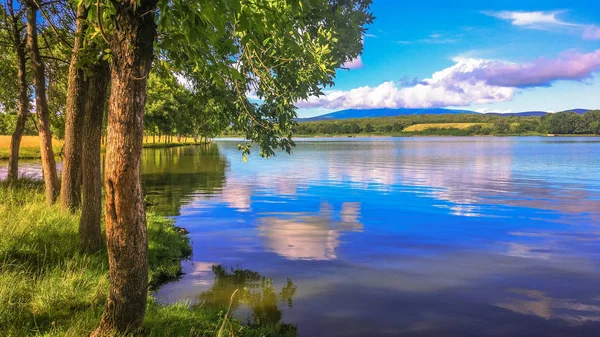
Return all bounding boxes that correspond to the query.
[3,138,600,336]
[258,202,363,260]
[154,137,600,336]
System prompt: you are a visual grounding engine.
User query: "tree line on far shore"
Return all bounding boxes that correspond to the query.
[292,111,600,136]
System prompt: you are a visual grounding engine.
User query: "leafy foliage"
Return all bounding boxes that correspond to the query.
[541,111,600,135]
[292,111,600,136]
[293,113,542,135]
[155,0,373,157]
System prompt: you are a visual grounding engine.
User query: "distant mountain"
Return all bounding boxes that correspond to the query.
[560,109,591,114]
[485,111,548,117]
[297,108,594,121]
[298,108,476,121]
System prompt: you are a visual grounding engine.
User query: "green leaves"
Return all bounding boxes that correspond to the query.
[98,0,372,156]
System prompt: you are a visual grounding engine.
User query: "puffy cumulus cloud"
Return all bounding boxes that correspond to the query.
[456,50,600,88]
[297,49,600,110]
[296,58,515,110]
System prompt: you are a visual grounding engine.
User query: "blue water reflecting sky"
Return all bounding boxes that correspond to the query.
[148,137,600,336]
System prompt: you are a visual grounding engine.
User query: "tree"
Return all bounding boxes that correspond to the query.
[144,70,182,142]
[493,119,510,134]
[90,0,372,334]
[544,111,586,134]
[26,0,59,204]
[60,4,89,211]
[1,0,30,181]
[91,0,158,333]
[79,59,110,252]
[582,110,600,134]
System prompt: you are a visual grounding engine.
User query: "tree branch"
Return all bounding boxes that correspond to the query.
[96,0,111,45]
[31,0,73,49]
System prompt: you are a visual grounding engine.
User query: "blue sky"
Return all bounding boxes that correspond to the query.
[296,0,600,118]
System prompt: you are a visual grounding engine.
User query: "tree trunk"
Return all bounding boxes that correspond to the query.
[60,5,89,211]
[7,23,29,182]
[79,60,110,253]
[26,3,59,204]
[93,0,157,334]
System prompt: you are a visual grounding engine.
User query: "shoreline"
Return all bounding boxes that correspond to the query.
[218,133,600,140]
[0,181,293,336]
[0,141,211,160]
[2,134,599,161]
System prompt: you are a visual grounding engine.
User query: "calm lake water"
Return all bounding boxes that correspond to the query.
[4,137,600,336]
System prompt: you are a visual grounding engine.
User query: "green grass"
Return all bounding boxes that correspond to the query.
[0,181,294,337]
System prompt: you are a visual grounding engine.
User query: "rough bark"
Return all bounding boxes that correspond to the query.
[92,0,158,334]
[79,60,110,253]
[7,12,29,182]
[26,3,59,203]
[60,5,89,211]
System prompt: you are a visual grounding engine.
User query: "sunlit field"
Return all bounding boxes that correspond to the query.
[0,136,205,160]
[403,123,493,132]
[0,135,63,148]
[0,136,63,160]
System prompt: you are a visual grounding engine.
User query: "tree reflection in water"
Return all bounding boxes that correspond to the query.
[141,144,227,216]
[198,265,297,335]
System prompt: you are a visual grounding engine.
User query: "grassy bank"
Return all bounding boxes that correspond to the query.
[0,181,293,337]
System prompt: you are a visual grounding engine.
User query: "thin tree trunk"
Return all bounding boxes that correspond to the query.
[79,60,109,253]
[60,4,89,211]
[26,3,59,204]
[93,0,157,334]
[7,22,29,182]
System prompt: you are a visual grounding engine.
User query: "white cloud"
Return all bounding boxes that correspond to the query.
[298,49,600,110]
[482,10,576,28]
[474,108,513,114]
[483,10,600,39]
[297,58,515,109]
[341,56,364,69]
[583,26,600,40]
[420,33,457,44]
[395,33,458,45]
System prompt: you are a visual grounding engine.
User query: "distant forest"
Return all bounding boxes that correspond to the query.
[2,110,600,139]
[292,110,600,136]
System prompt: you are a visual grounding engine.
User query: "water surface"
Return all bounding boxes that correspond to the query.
[4,137,600,336]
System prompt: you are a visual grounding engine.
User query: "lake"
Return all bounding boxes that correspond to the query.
[3,137,600,336]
